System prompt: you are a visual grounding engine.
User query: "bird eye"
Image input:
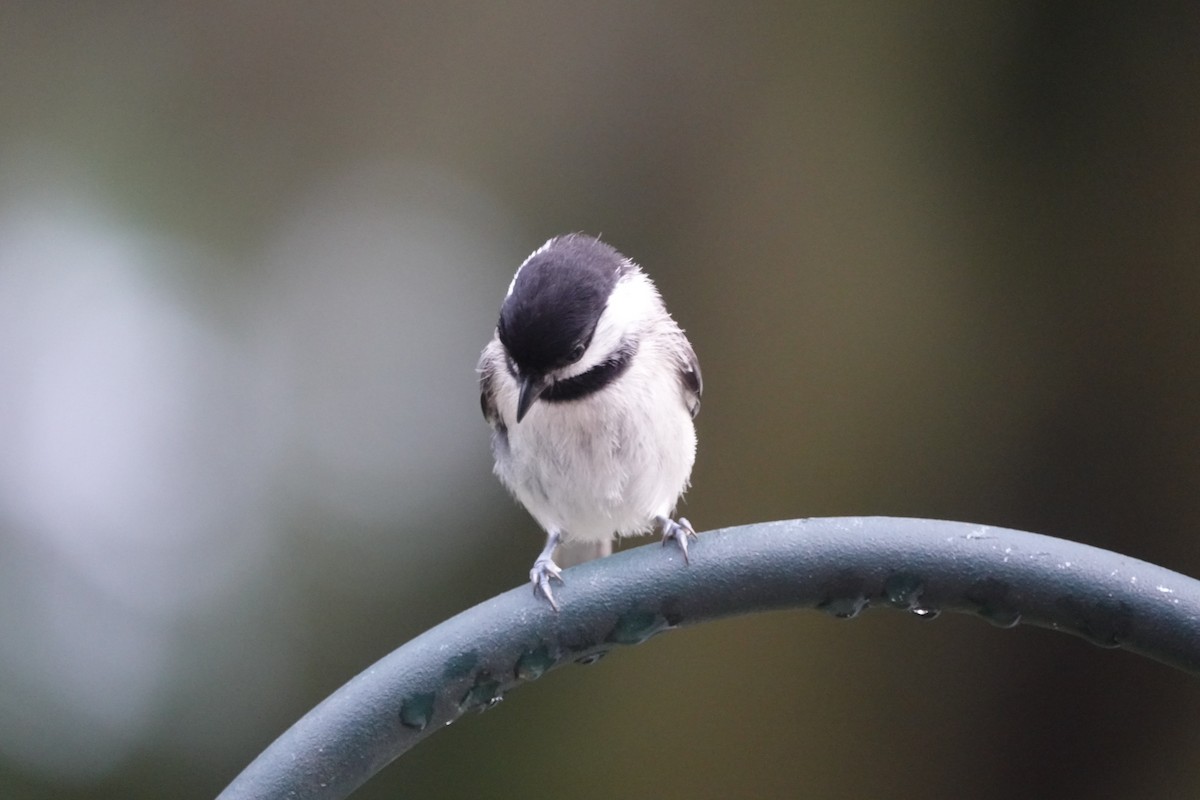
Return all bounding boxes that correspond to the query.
[570,342,586,362]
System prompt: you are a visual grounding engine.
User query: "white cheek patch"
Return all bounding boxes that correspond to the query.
[594,270,659,348]
[557,270,660,379]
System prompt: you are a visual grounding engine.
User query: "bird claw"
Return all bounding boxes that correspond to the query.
[530,557,565,611]
[660,516,698,564]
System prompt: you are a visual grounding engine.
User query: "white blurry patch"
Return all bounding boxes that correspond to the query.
[255,159,515,542]
[0,191,275,781]
[0,156,518,784]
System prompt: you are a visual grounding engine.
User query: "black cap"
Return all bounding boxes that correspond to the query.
[497,235,628,376]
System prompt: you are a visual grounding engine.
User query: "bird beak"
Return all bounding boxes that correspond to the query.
[516,374,547,423]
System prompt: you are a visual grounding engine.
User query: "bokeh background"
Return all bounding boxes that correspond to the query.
[1,3,1198,798]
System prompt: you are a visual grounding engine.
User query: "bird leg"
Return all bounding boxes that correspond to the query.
[658,516,698,564]
[530,530,565,611]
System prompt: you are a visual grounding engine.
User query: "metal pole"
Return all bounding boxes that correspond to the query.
[217,517,1200,800]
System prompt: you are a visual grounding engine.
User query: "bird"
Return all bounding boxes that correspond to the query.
[478,233,702,610]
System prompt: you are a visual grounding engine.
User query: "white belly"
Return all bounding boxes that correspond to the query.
[493,366,696,544]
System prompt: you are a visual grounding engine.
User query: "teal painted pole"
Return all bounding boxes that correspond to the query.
[217,517,1200,800]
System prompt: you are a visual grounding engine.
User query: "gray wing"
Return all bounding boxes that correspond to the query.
[478,341,512,459]
[478,340,503,428]
[679,339,702,419]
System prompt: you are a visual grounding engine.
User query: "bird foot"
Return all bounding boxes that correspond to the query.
[659,516,698,564]
[530,556,565,611]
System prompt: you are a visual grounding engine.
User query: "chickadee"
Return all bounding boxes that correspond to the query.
[478,233,702,610]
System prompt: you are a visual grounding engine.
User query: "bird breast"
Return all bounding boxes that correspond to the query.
[493,349,696,543]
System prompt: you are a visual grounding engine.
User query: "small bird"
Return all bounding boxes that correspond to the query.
[478,233,702,609]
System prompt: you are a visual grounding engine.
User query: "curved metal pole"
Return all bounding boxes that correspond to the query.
[217,517,1200,800]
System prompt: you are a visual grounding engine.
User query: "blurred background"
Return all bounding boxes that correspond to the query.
[1,3,1198,798]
